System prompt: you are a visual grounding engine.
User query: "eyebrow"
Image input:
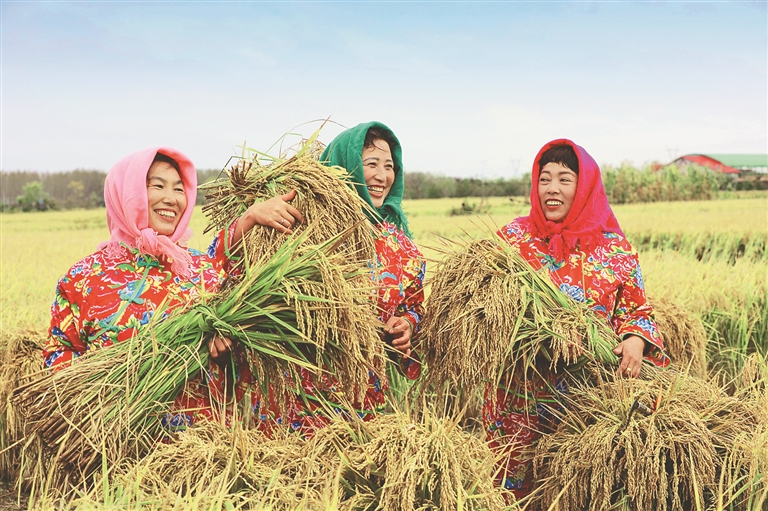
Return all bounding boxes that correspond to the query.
[147,176,184,186]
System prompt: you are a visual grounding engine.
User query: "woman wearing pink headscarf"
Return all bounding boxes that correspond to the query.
[484,140,669,499]
[43,147,302,370]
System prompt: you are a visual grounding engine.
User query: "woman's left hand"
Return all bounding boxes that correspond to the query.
[612,335,646,378]
[233,190,305,245]
[385,316,413,358]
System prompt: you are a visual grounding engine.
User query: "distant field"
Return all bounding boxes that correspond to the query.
[1,195,766,335]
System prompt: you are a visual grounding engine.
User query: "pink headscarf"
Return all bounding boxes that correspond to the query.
[517,139,624,260]
[99,147,198,279]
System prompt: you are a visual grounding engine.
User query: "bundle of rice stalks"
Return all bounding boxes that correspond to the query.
[83,421,317,509]
[13,228,384,475]
[302,410,514,511]
[650,295,708,378]
[420,236,620,395]
[76,410,515,511]
[0,329,46,483]
[532,366,766,511]
[202,147,377,271]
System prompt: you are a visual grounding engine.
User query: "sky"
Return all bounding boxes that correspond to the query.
[2,0,766,178]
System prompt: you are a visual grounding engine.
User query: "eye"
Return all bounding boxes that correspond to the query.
[174,187,185,193]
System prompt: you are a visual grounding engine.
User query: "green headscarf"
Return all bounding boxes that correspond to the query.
[320,121,412,238]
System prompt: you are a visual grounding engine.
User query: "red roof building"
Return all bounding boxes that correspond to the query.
[672,154,741,175]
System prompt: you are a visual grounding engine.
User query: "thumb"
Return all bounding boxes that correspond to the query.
[281,189,297,201]
[612,344,623,355]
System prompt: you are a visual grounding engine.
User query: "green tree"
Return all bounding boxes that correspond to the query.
[17,181,51,211]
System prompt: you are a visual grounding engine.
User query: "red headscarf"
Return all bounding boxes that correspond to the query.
[98,147,198,279]
[517,139,624,259]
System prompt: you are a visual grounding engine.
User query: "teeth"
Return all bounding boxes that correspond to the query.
[156,210,176,219]
[368,186,384,194]
[546,200,562,206]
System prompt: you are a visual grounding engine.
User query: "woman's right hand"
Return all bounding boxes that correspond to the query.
[208,334,236,368]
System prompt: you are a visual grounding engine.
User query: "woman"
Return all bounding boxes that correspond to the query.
[43,147,301,372]
[484,140,669,499]
[249,121,426,437]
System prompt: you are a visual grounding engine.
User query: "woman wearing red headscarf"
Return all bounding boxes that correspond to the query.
[484,140,669,499]
[43,147,302,370]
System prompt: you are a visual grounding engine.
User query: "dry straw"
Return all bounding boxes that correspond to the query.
[532,365,767,511]
[81,410,515,510]
[650,295,708,378]
[303,411,512,511]
[13,228,384,476]
[201,140,377,272]
[0,329,47,486]
[420,236,620,396]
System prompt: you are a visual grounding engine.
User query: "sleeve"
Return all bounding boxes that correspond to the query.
[203,221,240,275]
[395,254,426,380]
[42,277,87,370]
[611,253,670,368]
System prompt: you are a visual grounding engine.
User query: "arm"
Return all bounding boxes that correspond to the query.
[203,190,306,363]
[388,255,426,380]
[43,279,86,370]
[611,254,669,377]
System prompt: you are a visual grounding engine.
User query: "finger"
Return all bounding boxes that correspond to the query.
[612,345,622,355]
[618,356,630,374]
[208,340,220,359]
[280,189,298,202]
[389,320,410,333]
[391,338,411,351]
[273,218,292,234]
[215,337,232,352]
[284,204,304,224]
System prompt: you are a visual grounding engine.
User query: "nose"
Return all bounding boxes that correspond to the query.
[371,165,386,182]
[161,188,177,204]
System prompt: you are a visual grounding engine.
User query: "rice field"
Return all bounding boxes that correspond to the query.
[1,193,767,509]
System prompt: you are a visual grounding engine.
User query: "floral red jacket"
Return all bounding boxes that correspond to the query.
[43,231,232,369]
[497,219,668,365]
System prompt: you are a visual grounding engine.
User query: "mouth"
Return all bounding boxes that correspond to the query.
[154,209,178,222]
[545,199,563,209]
[367,186,385,196]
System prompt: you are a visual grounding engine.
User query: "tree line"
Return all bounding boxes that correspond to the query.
[0,164,761,212]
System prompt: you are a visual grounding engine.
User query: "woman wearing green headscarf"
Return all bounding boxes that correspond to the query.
[256,122,426,438]
[320,121,424,367]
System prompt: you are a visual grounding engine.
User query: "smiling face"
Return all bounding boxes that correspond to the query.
[362,139,395,208]
[146,160,187,236]
[538,162,578,222]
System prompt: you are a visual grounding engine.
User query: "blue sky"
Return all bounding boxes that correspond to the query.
[2,1,766,177]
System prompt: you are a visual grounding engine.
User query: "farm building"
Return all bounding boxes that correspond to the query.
[671,153,768,176]
[705,154,768,174]
[671,154,741,175]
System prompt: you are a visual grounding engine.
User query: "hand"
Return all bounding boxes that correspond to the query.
[385,316,413,358]
[235,190,305,243]
[612,335,646,378]
[208,334,236,368]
